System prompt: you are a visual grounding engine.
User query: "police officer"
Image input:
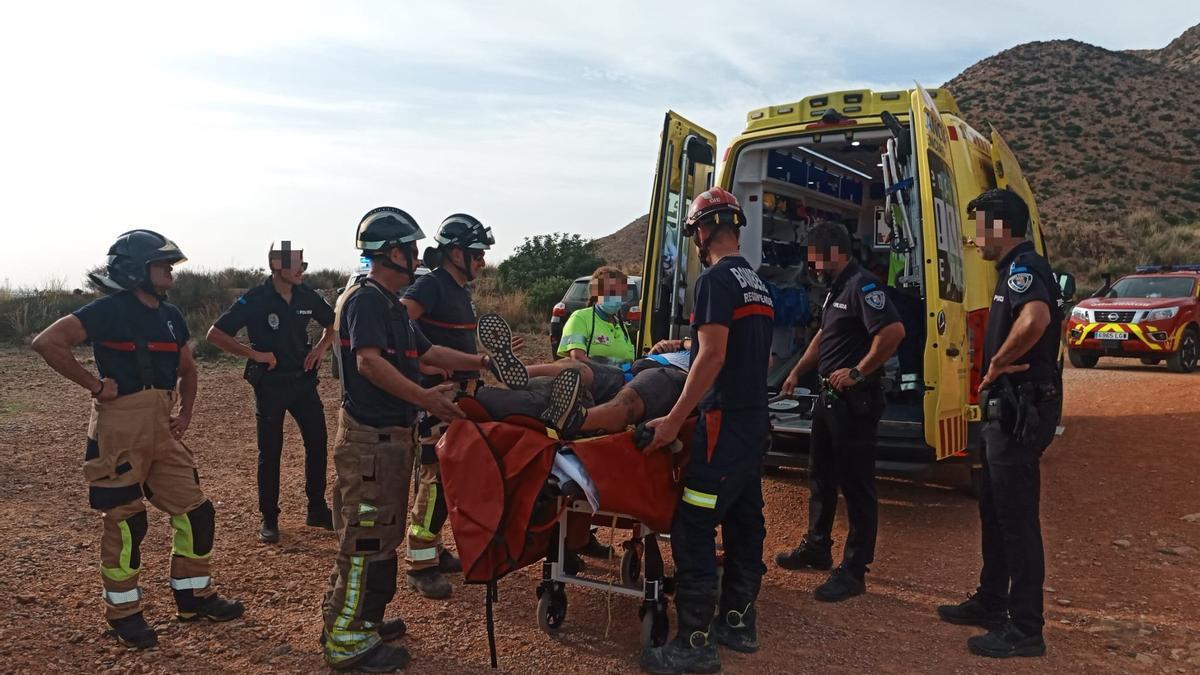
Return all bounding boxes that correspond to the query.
[640,188,773,674]
[937,189,1063,659]
[398,214,495,598]
[321,207,495,672]
[207,242,336,543]
[31,230,244,650]
[776,221,905,602]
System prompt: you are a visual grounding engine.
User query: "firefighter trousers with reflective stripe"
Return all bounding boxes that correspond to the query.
[671,409,768,617]
[85,390,216,621]
[407,414,448,571]
[322,409,414,665]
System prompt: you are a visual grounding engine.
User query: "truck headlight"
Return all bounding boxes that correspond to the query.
[1145,306,1178,322]
[1070,307,1089,321]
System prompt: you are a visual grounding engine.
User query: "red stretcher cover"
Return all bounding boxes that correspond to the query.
[438,398,692,584]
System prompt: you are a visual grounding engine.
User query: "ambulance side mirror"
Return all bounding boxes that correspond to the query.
[1055,272,1077,302]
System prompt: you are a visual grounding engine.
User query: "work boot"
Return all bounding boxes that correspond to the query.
[562,550,586,576]
[107,612,158,650]
[319,617,406,646]
[306,503,334,530]
[438,550,462,574]
[574,532,614,559]
[178,593,245,622]
[329,643,411,672]
[814,566,866,603]
[259,513,280,544]
[406,568,452,599]
[640,591,720,674]
[478,313,529,389]
[541,368,586,438]
[967,621,1046,658]
[774,537,833,571]
[937,593,1008,629]
[712,602,758,653]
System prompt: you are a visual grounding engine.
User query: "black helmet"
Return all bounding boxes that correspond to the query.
[356,207,425,256]
[95,229,187,293]
[434,214,494,250]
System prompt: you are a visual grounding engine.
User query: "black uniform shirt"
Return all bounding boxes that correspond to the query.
[817,260,902,377]
[73,292,190,396]
[339,278,432,428]
[690,255,775,412]
[213,278,335,373]
[983,241,1064,385]
[402,267,478,385]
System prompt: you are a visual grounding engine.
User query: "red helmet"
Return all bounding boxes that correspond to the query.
[684,187,743,234]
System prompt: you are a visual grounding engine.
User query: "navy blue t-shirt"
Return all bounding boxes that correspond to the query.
[403,267,478,385]
[984,241,1064,385]
[212,278,334,373]
[690,256,774,412]
[817,260,902,377]
[73,292,190,396]
[339,279,432,428]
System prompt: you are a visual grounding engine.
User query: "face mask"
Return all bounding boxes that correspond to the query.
[598,295,624,315]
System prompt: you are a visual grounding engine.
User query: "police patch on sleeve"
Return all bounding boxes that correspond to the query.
[864,289,886,310]
[1007,272,1034,294]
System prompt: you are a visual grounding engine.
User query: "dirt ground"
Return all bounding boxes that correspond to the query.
[1,344,1198,674]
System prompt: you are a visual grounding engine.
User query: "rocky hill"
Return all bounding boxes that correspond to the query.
[594,214,649,271]
[1125,24,1200,75]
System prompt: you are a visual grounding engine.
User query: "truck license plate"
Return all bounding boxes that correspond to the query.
[1095,331,1128,340]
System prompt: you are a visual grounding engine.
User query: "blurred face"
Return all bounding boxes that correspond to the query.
[591,276,628,301]
[974,212,1011,261]
[147,261,175,292]
[270,250,307,285]
[807,244,848,272]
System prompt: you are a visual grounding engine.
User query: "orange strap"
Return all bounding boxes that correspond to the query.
[98,340,180,353]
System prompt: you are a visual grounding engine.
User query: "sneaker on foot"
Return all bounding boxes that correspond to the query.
[937,593,1007,628]
[406,568,452,599]
[328,642,411,672]
[178,593,245,622]
[107,612,158,650]
[966,621,1046,658]
[540,368,585,438]
[477,313,529,389]
[814,566,865,603]
[774,538,833,571]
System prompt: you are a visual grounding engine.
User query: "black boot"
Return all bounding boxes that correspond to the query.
[713,602,758,653]
[306,503,334,530]
[437,550,462,574]
[967,621,1046,658]
[774,537,833,571]
[639,592,720,674]
[814,566,866,602]
[330,643,411,672]
[108,612,158,649]
[574,532,614,559]
[937,593,1007,628]
[319,617,406,646]
[178,593,245,622]
[259,512,280,544]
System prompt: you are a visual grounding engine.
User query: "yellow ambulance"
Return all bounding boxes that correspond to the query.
[637,84,1075,488]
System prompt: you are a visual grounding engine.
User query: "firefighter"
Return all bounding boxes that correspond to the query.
[398,214,494,598]
[321,207,495,671]
[775,221,905,602]
[937,189,1063,658]
[206,242,336,543]
[639,188,774,674]
[31,230,244,650]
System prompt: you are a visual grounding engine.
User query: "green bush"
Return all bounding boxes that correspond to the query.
[0,290,92,343]
[497,233,604,292]
[524,277,572,316]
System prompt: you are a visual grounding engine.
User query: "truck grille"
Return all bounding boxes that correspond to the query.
[1094,310,1136,323]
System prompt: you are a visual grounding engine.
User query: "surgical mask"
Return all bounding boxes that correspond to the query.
[598,295,624,315]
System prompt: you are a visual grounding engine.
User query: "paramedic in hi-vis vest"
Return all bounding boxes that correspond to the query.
[321,207,498,672]
[640,188,774,675]
[32,231,244,651]
[399,214,497,599]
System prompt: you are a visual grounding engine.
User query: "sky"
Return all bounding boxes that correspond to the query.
[1,1,1195,288]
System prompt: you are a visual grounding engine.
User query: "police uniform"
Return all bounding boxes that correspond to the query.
[213,279,335,523]
[73,292,220,622]
[807,259,901,576]
[321,277,430,666]
[671,255,773,645]
[975,241,1063,639]
[401,266,478,572]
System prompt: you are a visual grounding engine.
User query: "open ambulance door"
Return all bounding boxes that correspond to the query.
[989,127,1045,255]
[639,112,717,352]
[911,85,969,459]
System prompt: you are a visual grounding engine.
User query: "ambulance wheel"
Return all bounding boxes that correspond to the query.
[1067,350,1099,369]
[640,601,670,647]
[1167,328,1199,373]
[1140,358,1162,366]
[537,588,568,634]
[620,549,641,587]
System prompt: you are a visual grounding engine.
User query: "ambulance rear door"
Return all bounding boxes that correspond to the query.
[989,128,1045,255]
[639,112,717,352]
[911,85,969,459]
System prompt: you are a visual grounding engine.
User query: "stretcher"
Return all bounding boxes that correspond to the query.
[437,397,694,667]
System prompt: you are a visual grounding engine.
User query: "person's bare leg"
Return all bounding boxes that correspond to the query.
[579,388,645,434]
[527,360,593,389]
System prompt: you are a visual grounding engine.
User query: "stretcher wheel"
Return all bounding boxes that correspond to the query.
[639,600,670,647]
[536,587,568,634]
[620,549,641,587]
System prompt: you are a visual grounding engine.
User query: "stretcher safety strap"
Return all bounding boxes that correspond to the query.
[682,487,718,509]
[169,575,211,591]
[103,587,142,605]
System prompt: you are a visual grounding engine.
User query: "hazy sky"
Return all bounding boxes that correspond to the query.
[1,2,1194,287]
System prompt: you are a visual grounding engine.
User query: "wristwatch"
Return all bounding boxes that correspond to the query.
[848,367,864,384]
